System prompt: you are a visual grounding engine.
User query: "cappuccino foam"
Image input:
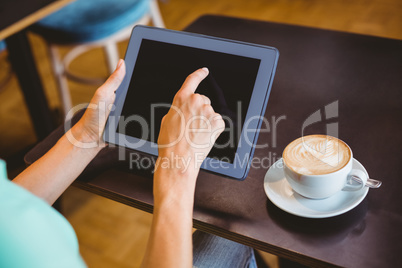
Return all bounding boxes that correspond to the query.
[283,135,351,175]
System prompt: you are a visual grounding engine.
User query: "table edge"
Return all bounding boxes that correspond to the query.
[72,180,338,268]
[0,0,74,40]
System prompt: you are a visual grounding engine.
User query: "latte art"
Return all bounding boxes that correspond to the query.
[283,135,351,175]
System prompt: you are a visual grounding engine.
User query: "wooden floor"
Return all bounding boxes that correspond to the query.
[1,0,401,267]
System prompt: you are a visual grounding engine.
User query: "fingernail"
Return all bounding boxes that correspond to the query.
[116,59,123,69]
[214,115,222,120]
[202,67,209,73]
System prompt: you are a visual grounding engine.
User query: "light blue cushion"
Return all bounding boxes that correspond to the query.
[0,40,6,51]
[32,0,149,44]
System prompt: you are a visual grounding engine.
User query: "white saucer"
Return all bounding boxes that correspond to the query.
[264,158,369,218]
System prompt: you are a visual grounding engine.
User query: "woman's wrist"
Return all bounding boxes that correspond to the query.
[153,159,199,206]
[65,123,104,156]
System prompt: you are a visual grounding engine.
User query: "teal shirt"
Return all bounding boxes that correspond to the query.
[0,160,86,267]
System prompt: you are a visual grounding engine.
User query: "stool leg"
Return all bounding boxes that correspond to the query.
[150,0,165,28]
[48,45,73,117]
[104,41,120,74]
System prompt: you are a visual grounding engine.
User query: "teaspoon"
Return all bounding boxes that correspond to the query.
[352,175,382,188]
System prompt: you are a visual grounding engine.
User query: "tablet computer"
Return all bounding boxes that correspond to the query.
[104,25,279,180]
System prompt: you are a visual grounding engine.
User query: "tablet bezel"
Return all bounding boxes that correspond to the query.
[104,25,279,180]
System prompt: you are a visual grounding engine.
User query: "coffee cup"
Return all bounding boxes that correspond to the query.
[282,135,367,199]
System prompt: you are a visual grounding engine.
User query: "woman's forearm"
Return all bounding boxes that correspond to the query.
[141,68,224,267]
[13,126,101,205]
[141,167,198,268]
[12,60,126,205]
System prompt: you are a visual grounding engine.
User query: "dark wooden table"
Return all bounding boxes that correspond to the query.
[25,15,402,267]
[0,0,73,140]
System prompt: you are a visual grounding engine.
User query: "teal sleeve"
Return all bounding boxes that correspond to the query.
[0,160,87,268]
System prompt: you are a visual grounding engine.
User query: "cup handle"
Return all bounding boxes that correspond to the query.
[343,169,368,191]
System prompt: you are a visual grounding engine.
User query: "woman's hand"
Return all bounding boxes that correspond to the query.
[69,59,126,149]
[154,67,225,201]
[14,60,126,204]
[143,68,225,268]
[156,67,225,177]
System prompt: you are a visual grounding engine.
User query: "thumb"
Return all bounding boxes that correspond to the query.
[86,59,126,119]
[99,59,126,96]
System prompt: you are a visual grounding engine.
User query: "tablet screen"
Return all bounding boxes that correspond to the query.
[117,39,261,163]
